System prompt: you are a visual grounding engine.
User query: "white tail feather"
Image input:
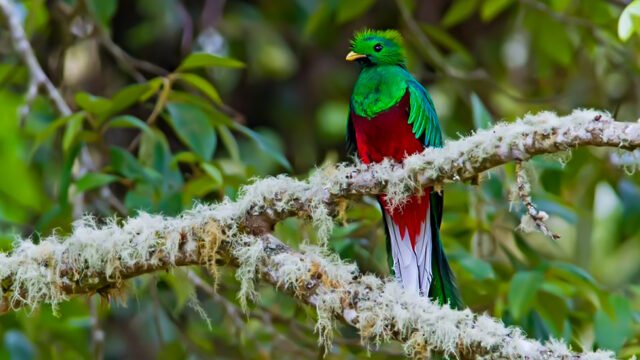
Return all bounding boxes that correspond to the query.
[384,207,433,296]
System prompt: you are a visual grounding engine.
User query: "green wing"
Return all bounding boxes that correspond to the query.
[407,80,442,148]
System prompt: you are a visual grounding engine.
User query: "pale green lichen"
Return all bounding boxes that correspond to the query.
[232,235,265,312]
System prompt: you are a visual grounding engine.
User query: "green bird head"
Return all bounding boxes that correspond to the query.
[346,29,406,66]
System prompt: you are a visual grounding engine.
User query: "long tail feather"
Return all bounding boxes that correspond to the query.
[427,191,462,309]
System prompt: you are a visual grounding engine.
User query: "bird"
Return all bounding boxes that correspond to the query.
[345,29,461,308]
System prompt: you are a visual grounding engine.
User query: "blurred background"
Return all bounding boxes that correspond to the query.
[0,0,639,358]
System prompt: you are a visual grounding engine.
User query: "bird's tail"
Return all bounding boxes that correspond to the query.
[381,190,462,309]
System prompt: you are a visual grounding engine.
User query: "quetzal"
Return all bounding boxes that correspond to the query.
[345,29,461,308]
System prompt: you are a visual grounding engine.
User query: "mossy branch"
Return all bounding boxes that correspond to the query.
[1,110,638,358]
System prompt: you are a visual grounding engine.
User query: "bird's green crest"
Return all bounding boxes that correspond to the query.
[349,29,406,66]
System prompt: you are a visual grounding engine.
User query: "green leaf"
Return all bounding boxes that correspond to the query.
[75,92,113,116]
[470,92,492,130]
[458,252,495,280]
[201,162,223,187]
[110,147,147,181]
[62,112,85,152]
[548,261,598,287]
[618,0,640,41]
[75,173,119,192]
[532,14,573,66]
[166,102,217,160]
[480,0,514,21]
[336,0,375,23]
[173,73,222,105]
[595,295,634,352]
[442,0,479,28]
[87,0,118,27]
[232,123,291,171]
[106,115,153,136]
[58,145,81,204]
[109,83,152,115]
[420,23,474,65]
[139,129,183,189]
[218,125,240,161]
[4,330,35,360]
[162,271,195,314]
[508,270,544,320]
[183,175,219,201]
[32,112,82,153]
[170,151,200,166]
[177,52,245,72]
[304,1,332,36]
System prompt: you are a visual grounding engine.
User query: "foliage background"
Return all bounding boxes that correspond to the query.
[0,0,639,358]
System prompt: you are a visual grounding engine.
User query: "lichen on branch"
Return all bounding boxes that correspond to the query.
[2,109,639,358]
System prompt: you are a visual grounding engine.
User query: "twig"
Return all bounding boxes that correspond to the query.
[514,161,560,240]
[89,296,105,360]
[0,0,71,116]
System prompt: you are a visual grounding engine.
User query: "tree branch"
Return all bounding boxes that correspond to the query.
[1,110,636,358]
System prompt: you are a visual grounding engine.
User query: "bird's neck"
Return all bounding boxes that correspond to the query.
[351,65,408,119]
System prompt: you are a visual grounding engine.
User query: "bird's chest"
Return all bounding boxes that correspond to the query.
[351,92,424,164]
[351,72,407,119]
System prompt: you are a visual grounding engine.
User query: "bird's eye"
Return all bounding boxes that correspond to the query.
[374,43,383,52]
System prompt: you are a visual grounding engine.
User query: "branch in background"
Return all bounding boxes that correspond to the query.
[515,161,560,240]
[0,0,72,116]
[1,109,639,358]
[89,296,105,360]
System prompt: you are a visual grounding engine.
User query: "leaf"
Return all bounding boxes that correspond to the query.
[58,145,81,204]
[62,112,85,152]
[177,52,245,71]
[480,0,514,22]
[87,0,118,27]
[532,14,573,66]
[304,1,332,36]
[201,162,223,187]
[232,123,291,171]
[138,129,183,189]
[420,23,474,65]
[183,175,219,201]
[595,295,634,352]
[470,92,493,130]
[110,147,148,181]
[336,0,375,23]
[109,83,152,115]
[442,0,479,28]
[547,261,598,287]
[166,102,217,160]
[106,115,153,136]
[162,271,195,314]
[173,73,222,105]
[536,290,569,337]
[75,173,119,192]
[170,151,200,166]
[508,270,544,320]
[618,0,640,41]
[458,252,495,280]
[32,112,82,153]
[218,125,240,161]
[74,92,113,116]
[3,330,35,360]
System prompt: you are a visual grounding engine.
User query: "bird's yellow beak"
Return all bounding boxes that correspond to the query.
[345,51,366,61]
